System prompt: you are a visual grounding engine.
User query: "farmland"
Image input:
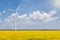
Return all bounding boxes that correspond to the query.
[0,30,60,40]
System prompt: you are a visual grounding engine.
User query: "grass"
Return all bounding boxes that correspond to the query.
[0,30,60,40]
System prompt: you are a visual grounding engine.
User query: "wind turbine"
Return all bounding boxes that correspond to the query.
[14,0,24,31]
[8,3,23,31]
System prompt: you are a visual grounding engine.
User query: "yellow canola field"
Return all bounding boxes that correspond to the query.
[0,30,60,40]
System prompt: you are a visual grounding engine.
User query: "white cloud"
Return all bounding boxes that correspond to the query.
[4,10,58,25]
[43,17,58,22]
[5,18,12,22]
[28,10,58,22]
[18,14,27,19]
[49,10,56,16]
[5,13,16,22]
[11,13,17,17]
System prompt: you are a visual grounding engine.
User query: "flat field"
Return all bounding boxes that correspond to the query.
[0,30,60,40]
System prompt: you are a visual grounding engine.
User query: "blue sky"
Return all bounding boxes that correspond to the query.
[0,0,60,29]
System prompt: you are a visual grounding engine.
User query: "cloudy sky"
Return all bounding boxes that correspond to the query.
[0,0,60,29]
